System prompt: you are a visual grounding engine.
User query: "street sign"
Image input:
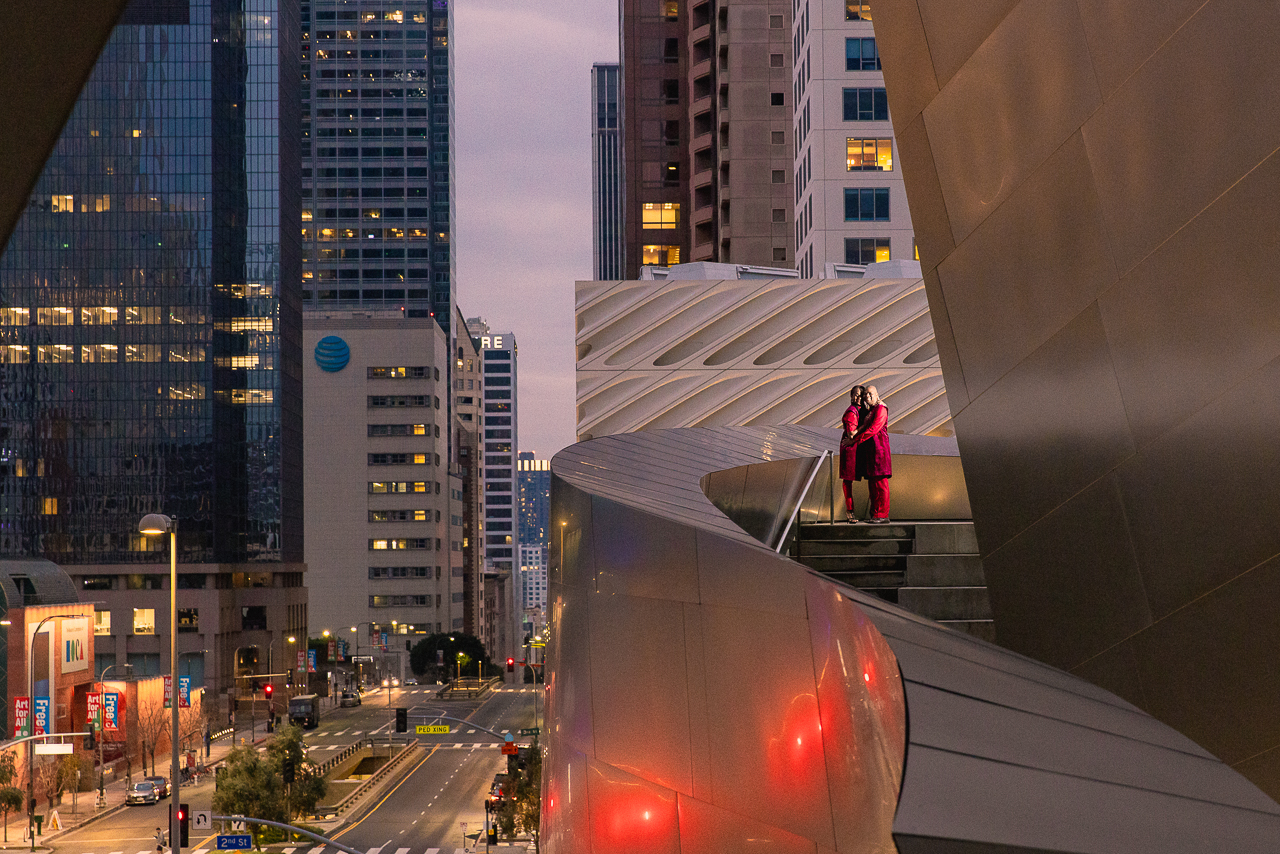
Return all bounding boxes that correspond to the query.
[192,810,212,830]
[217,835,252,850]
[501,742,518,756]
[35,744,73,754]
[416,724,450,734]
[519,728,539,736]
[231,815,246,831]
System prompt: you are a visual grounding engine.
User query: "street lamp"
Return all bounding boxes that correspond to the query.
[287,635,298,690]
[26,612,90,851]
[138,513,180,854]
[96,663,133,806]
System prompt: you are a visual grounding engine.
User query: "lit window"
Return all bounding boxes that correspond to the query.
[847,138,892,171]
[37,345,74,364]
[0,308,29,325]
[133,609,156,635]
[51,195,74,212]
[41,497,57,515]
[81,344,119,363]
[1,345,29,364]
[94,611,111,636]
[844,237,891,265]
[846,1,872,20]
[125,344,161,362]
[641,202,680,229]
[302,209,313,221]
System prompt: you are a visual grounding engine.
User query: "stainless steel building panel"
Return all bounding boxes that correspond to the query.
[584,756,682,854]
[914,0,1020,88]
[590,498,700,603]
[1074,0,1209,99]
[694,530,807,618]
[674,793,818,854]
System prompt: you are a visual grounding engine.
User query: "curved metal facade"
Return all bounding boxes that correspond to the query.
[873,0,1280,797]
[576,274,950,441]
[546,426,1280,852]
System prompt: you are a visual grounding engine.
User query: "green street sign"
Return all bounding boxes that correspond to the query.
[519,728,539,736]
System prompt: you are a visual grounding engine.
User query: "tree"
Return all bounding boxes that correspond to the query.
[409,632,492,682]
[0,751,20,842]
[494,743,542,851]
[213,726,326,849]
[137,695,170,776]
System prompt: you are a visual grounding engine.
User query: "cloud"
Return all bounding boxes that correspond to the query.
[454,0,617,458]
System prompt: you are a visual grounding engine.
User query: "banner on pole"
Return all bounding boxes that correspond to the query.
[87,692,102,729]
[164,675,173,709]
[307,650,317,673]
[179,676,191,708]
[33,697,50,736]
[103,692,119,731]
[12,697,30,738]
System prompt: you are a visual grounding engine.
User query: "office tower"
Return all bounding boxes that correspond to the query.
[792,2,914,276]
[517,453,550,634]
[0,0,305,697]
[591,63,624,280]
[299,0,455,333]
[620,0,796,277]
[451,307,483,635]
[302,309,459,655]
[464,318,518,663]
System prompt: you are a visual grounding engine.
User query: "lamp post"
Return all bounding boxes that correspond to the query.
[348,621,379,690]
[96,663,133,807]
[26,612,90,850]
[287,635,297,691]
[138,513,179,854]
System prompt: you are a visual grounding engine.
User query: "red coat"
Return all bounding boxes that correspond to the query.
[852,404,891,480]
[838,404,861,480]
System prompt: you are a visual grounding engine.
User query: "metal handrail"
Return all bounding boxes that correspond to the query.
[775,450,831,553]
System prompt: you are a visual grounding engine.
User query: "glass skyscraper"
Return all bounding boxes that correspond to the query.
[0,0,305,695]
[299,0,454,335]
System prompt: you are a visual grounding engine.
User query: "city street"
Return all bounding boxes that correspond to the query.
[45,684,541,854]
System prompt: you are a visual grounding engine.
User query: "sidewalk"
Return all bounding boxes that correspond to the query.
[20,719,276,850]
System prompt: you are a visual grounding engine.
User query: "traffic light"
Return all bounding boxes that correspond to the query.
[84,728,96,751]
[395,707,408,732]
[282,754,296,784]
[506,657,514,673]
[177,803,190,846]
[264,683,274,700]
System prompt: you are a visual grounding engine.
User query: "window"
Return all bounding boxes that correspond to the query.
[769,14,783,27]
[845,38,880,71]
[369,510,429,522]
[846,1,872,21]
[773,248,787,262]
[770,53,783,68]
[241,606,267,631]
[771,131,785,145]
[178,609,199,633]
[844,188,890,221]
[369,538,431,550]
[83,576,113,591]
[641,245,680,266]
[842,88,888,121]
[845,237,891,265]
[368,453,429,465]
[368,424,428,436]
[369,566,430,578]
[847,138,893,171]
[94,610,111,636]
[772,208,787,222]
[770,92,784,106]
[133,609,155,635]
[368,366,428,378]
[641,202,680,229]
[127,574,164,590]
[368,481,429,493]
[368,395,428,407]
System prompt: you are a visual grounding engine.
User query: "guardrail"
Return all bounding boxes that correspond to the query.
[435,675,503,699]
[316,739,368,776]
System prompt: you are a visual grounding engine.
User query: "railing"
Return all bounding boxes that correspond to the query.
[774,450,831,553]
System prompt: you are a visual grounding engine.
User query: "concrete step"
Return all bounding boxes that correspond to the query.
[914,523,979,554]
[905,554,986,587]
[799,522,917,541]
[898,586,993,621]
[795,554,907,575]
[798,538,914,557]
[819,570,907,589]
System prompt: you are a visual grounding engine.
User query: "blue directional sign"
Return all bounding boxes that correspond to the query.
[217,835,253,849]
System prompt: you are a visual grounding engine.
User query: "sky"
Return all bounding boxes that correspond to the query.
[454,1,619,461]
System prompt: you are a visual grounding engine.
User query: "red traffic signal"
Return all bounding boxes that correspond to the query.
[264,683,274,698]
[506,657,514,673]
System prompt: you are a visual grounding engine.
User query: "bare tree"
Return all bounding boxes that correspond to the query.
[137,696,170,777]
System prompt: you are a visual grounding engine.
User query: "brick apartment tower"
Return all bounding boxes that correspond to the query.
[621,0,796,277]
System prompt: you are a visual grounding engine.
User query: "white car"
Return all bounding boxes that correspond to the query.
[126,782,159,805]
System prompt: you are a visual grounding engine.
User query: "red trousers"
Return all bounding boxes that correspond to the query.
[844,477,890,518]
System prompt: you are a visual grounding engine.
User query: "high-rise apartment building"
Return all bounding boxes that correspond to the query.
[516,453,550,635]
[299,0,455,332]
[792,2,914,276]
[302,310,461,654]
[464,319,518,663]
[592,63,624,280]
[620,0,796,277]
[0,0,306,698]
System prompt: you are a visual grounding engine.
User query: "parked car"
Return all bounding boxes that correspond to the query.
[144,775,171,798]
[126,781,159,805]
[404,677,418,686]
[339,691,361,707]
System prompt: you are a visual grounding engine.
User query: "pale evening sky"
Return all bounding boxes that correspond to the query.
[454,0,619,460]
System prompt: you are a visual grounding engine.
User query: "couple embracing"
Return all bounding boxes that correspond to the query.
[839,384,891,524]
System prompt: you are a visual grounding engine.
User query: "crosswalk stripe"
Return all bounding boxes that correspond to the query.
[282,848,296,853]
[367,846,385,854]
[394,847,411,854]
[425,849,440,854]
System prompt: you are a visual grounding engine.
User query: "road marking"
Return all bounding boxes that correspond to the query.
[193,849,210,854]
[395,847,410,854]
[282,848,296,853]
[425,849,440,854]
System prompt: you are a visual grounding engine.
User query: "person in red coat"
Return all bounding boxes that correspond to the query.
[851,385,891,523]
[838,386,866,521]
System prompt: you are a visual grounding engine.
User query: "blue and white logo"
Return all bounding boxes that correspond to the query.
[314,335,350,372]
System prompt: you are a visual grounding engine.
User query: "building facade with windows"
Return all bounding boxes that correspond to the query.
[791,1,915,276]
[620,0,797,277]
[464,319,518,663]
[517,453,550,635]
[591,63,624,280]
[300,0,455,334]
[302,311,463,654]
[0,0,307,702]
[451,307,484,636]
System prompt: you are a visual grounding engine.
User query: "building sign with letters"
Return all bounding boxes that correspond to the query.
[61,618,89,673]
